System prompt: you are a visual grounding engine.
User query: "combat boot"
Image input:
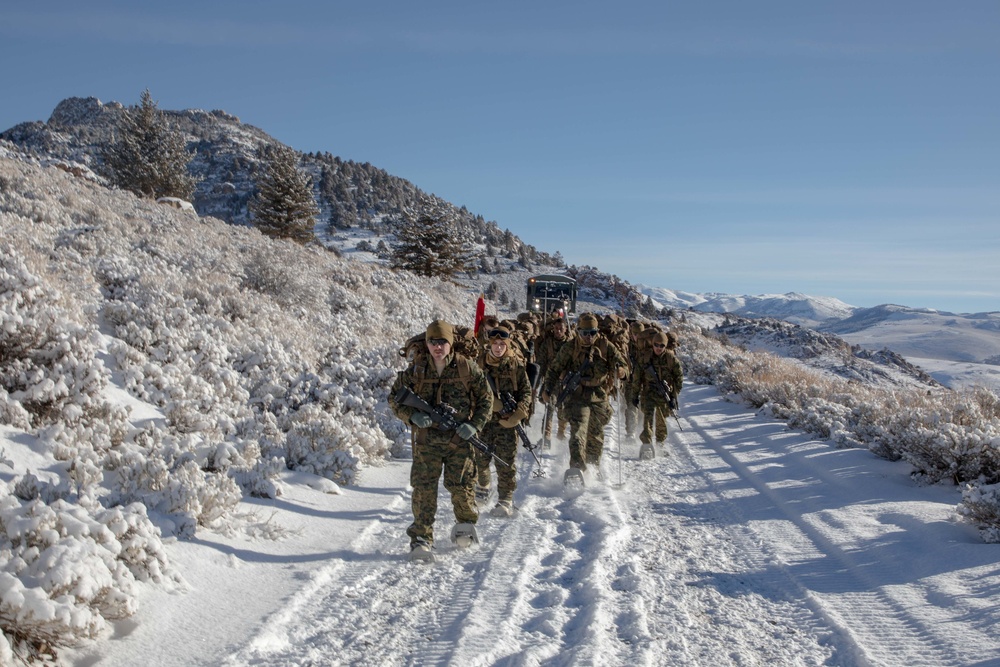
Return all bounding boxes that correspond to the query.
[451,523,479,548]
[490,499,513,518]
[408,538,434,563]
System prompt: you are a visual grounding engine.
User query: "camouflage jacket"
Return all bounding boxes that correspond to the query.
[542,334,627,404]
[477,350,532,423]
[630,350,684,402]
[389,351,493,435]
[535,331,574,377]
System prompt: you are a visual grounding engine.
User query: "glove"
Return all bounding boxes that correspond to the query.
[456,422,477,440]
[410,412,433,429]
[499,414,520,429]
[539,390,550,404]
[617,366,627,380]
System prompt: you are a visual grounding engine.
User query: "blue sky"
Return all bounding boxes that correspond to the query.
[2,1,998,313]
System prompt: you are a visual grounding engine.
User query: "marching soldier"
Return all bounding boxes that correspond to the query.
[474,323,532,516]
[540,313,628,477]
[389,319,493,560]
[535,315,574,445]
[630,330,684,451]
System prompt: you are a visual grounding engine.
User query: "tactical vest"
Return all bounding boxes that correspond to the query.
[410,352,474,404]
[571,337,612,387]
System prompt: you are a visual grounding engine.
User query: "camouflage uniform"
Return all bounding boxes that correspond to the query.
[535,318,574,441]
[389,322,493,549]
[623,321,646,437]
[630,331,684,446]
[475,329,532,504]
[541,314,628,472]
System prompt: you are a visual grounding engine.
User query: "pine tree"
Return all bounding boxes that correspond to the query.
[390,202,476,279]
[641,294,659,317]
[249,144,320,244]
[102,89,196,200]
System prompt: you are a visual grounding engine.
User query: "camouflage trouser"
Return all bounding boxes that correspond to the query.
[563,399,613,471]
[407,433,478,546]
[639,395,669,445]
[624,402,640,437]
[474,420,518,502]
[542,402,569,439]
[623,383,641,436]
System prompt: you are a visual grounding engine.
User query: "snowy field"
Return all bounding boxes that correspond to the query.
[908,357,1000,395]
[60,384,1000,667]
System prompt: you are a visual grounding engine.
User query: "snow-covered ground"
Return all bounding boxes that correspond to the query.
[53,384,1000,667]
[908,357,1000,395]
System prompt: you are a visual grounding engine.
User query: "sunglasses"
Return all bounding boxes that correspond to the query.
[488,329,510,340]
[428,338,449,347]
[579,328,598,337]
[653,343,666,349]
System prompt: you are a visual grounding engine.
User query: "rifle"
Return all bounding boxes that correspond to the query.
[643,363,683,431]
[555,355,593,407]
[394,386,510,467]
[485,375,547,476]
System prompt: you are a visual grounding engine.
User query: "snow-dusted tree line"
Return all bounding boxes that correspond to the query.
[669,320,1000,542]
[0,153,472,663]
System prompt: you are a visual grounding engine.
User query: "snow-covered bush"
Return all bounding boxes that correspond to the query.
[672,321,1000,488]
[105,429,243,538]
[0,485,178,664]
[284,403,390,485]
[0,248,127,456]
[959,480,1000,543]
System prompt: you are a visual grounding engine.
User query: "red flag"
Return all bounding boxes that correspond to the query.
[474,293,486,334]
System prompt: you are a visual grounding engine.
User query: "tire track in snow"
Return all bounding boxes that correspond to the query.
[604,394,841,666]
[677,383,967,667]
[224,385,859,667]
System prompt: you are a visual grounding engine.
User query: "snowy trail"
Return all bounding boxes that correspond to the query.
[674,386,1000,666]
[221,384,1000,667]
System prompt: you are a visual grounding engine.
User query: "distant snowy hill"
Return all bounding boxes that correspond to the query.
[821,305,1000,363]
[641,287,857,328]
[642,287,1000,391]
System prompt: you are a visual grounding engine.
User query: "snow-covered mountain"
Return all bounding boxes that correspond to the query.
[0,96,560,269]
[821,304,1000,362]
[5,95,1000,386]
[642,287,858,328]
[643,285,1000,387]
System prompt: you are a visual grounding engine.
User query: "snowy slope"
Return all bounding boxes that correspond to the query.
[59,385,1000,667]
[825,305,1000,363]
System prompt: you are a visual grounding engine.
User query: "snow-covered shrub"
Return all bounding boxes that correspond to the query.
[105,429,242,537]
[959,481,1000,543]
[241,248,321,310]
[0,487,177,664]
[0,247,129,470]
[284,403,390,485]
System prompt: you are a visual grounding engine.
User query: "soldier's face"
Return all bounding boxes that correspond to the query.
[427,338,451,362]
[552,322,566,338]
[490,338,508,357]
[653,343,666,356]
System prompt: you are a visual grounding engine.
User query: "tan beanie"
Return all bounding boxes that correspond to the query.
[426,319,454,344]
